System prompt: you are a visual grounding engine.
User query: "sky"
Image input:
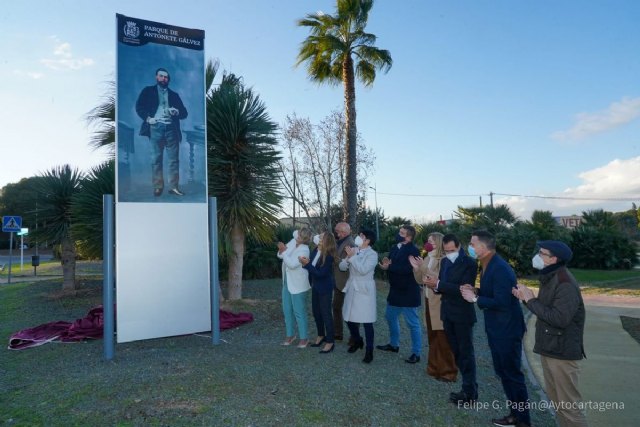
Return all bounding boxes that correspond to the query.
[1,0,639,224]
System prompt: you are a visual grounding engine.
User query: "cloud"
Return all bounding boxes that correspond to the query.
[551,97,640,141]
[493,157,640,219]
[12,69,45,80]
[40,37,94,71]
[563,156,640,198]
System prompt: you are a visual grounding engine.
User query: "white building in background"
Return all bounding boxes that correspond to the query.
[554,216,583,229]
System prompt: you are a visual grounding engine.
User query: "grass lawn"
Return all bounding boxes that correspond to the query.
[518,268,640,296]
[1,277,557,427]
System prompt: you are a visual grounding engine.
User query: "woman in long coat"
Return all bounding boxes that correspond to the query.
[410,232,458,381]
[340,228,378,363]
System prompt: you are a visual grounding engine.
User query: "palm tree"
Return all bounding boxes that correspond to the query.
[85,80,115,156]
[207,71,282,300]
[32,165,83,291]
[71,161,115,259]
[296,0,392,227]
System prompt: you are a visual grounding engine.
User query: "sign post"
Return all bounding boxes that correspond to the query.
[17,228,28,271]
[2,216,22,285]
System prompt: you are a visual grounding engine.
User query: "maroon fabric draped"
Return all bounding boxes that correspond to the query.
[8,306,253,350]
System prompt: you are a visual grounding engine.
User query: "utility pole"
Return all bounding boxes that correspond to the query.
[369,184,380,240]
[479,196,483,208]
[490,191,494,208]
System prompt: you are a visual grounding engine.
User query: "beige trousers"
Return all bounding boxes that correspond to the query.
[541,355,588,427]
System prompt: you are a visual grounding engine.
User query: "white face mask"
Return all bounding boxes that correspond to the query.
[446,252,459,263]
[354,235,364,247]
[532,254,545,270]
[313,234,320,245]
[292,230,299,240]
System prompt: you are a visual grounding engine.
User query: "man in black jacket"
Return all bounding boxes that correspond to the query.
[424,233,478,404]
[136,68,188,197]
[514,240,588,427]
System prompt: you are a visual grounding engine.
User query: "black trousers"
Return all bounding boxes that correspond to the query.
[312,288,335,343]
[489,337,530,425]
[346,321,374,350]
[443,320,477,398]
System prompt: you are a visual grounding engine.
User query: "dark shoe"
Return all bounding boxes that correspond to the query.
[491,415,517,427]
[310,337,325,347]
[334,335,343,341]
[405,354,421,364]
[168,188,184,196]
[347,338,364,353]
[319,343,334,354]
[362,349,373,363]
[376,343,399,353]
[153,188,162,197]
[449,390,477,405]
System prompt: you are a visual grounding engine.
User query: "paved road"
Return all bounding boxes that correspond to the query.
[524,294,640,427]
[0,250,54,281]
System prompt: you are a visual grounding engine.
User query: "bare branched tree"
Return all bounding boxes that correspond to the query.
[279,110,375,231]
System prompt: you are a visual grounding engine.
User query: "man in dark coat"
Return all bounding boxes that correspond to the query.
[514,240,588,427]
[462,230,530,427]
[377,225,422,363]
[424,233,478,404]
[135,67,188,197]
[332,222,355,342]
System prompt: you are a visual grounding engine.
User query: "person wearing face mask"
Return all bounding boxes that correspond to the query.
[377,225,423,364]
[340,229,379,363]
[276,228,312,348]
[513,241,587,427]
[409,232,458,382]
[424,233,478,405]
[300,232,338,354]
[461,230,530,427]
[332,222,355,342]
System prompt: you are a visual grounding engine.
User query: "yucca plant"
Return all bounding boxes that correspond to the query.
[207,71,282,300]
[71,161,115,259]
[31,165,83,291]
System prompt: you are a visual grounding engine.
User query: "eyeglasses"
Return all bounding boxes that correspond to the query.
[538,250,552,258]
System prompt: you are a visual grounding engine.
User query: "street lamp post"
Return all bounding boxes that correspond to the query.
[370,184,379,239]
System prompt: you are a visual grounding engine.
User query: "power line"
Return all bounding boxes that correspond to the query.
[370,190,639,202]
[375,191,480,198]
[493,193,639,202]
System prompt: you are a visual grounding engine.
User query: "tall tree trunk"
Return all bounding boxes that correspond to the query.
[227,223,245,300]
[60,237,77,291]
[343,54,358,228]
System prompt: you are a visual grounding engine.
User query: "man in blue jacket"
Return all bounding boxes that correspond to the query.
[462,230,530,427]
[424,233,479,404]
[377,225,422,363]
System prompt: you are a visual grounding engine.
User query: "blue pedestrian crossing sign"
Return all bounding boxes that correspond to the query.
[2,216,22,232]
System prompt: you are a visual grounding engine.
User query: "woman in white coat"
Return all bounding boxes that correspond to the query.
[277,228,312,348]
[340,228,378,363]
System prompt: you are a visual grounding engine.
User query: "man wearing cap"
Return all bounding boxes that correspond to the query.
[513,241,588,427]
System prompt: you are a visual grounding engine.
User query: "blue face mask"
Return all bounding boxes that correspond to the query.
[468,245,477,259]
[395,234,405,244]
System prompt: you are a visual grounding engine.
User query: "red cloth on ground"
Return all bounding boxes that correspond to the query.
[220,309,253,330]
[8,307,253,350]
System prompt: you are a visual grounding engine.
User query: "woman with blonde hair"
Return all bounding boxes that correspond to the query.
[409,232,458,381]
[277,227,312,348]
[300,232,338,353]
